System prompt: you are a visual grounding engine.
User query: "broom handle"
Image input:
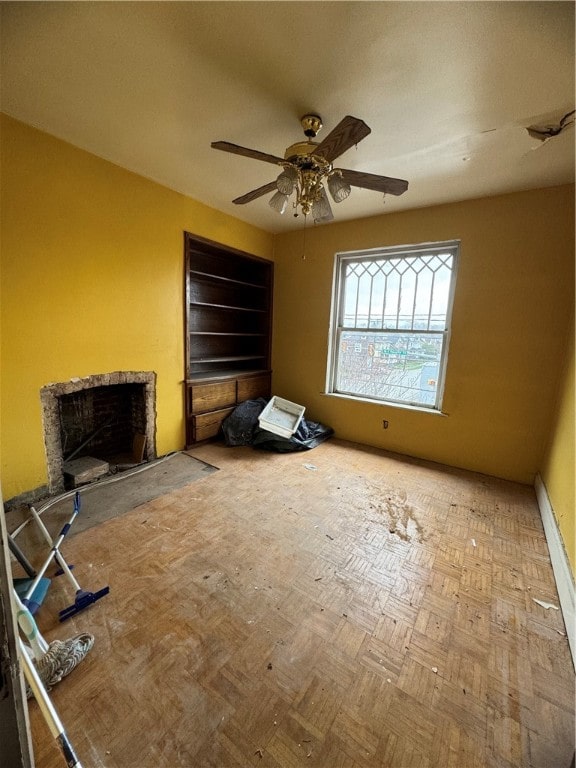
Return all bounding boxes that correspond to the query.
[25,493,83,600]
[30,491,81,549]
[19,637,83,768]
[22,550,57,602]
[53,551,82,592]
[12,589,49,658]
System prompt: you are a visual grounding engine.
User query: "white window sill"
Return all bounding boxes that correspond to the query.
[321,391,448,416]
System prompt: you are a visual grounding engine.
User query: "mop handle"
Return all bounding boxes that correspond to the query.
[22,552,55,601]
[19,637,83,768]
[50,492,83,591]
[24,493,83,601]
[29,504,56,548]
[12,589,49,658]
[53,552,82,592]
[52,492,81,547]
[30,492,81,549]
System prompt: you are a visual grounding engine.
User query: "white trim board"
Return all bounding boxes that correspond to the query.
[535,474,575,669]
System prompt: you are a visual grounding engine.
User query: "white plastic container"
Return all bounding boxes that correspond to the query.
[258,396,305,438]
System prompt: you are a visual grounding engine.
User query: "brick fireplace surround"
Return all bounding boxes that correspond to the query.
[40,371,157,494]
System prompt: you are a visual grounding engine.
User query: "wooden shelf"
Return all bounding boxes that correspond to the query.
[190,332,266,337]
[184,232,273,445]
[190,354,267,364]
[189,269,268,290]
[189,301,267,313]
[186,368,270,383]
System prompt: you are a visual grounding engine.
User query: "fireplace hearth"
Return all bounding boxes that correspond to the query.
[41,372,157,493]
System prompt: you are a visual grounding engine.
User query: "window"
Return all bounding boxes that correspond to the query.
[327,241,459,410]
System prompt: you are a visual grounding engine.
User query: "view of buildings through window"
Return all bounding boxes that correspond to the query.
[328,242,459,409]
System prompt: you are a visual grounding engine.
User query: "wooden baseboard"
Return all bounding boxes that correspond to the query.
[535,474,575,670]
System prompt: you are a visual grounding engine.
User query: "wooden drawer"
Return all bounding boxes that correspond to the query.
[192,407,235,441]
[189,381,236,415]
[237,373,271,402]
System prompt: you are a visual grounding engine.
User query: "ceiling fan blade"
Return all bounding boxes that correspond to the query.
[313,116,371,163]
[232,181,278,205]
[340,168,409,196]
[211,141,284,166]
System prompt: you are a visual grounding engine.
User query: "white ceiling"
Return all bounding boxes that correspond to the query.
[1,2,574,234]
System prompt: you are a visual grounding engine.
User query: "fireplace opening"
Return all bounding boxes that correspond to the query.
[59,383,147,465]
[41,372,157,494]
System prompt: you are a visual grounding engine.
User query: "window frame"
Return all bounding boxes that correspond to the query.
[326,240,460,412]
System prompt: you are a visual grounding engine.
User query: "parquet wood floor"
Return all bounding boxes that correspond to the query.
[21,440,574,767]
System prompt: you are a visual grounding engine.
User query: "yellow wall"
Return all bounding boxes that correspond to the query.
[540,315,575,575]
[272,185,575,485]
[0,114,274,499]
[1,113,574,509]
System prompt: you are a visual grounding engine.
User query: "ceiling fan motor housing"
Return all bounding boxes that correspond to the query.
[300,114,322,138]
[284,140,318,161]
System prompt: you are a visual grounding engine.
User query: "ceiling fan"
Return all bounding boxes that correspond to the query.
[211,114,409,224]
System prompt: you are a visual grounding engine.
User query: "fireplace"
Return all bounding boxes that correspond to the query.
[41,372,157,493]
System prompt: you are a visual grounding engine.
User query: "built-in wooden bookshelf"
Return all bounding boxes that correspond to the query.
[184,233,273,446]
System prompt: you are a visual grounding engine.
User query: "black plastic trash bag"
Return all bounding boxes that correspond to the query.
[221,398,267,446]
[222,397,334,452]
[253,418,334,453]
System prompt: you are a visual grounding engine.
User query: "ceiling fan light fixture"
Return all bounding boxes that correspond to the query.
[328,172,351,203]
[311,187,333,223]
[269,190,289,214]
[276,166,298,194]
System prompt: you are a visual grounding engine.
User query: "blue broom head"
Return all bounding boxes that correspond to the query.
[58,585,110,622]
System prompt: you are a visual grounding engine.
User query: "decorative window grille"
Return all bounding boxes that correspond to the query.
[327,241,459,410]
